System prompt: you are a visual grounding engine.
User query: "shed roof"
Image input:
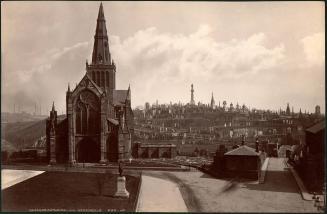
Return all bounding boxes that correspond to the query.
[224,145,259,156]
[306,120,325,134]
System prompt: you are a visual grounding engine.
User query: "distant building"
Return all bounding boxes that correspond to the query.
[132,142,177,159]
[286,103,291,115]
[145,102,150,111]
[315,105,321,116]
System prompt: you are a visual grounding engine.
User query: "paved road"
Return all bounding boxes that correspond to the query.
[144,158,318,212]
[1,169,44,190]
[136,175,188,212]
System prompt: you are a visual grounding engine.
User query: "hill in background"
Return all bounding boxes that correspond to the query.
[1,119,47,152]
[2,112,47,123]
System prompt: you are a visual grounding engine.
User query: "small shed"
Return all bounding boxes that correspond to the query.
[306,120,325,154]
[224,145,261,179]
[303,120,325,192]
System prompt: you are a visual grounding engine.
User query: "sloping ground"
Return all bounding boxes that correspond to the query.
[1,119,46,150]
[1,139,18,153]
[1,112,47,123]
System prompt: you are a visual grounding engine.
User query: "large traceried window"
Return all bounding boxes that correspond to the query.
[75,90,100,135]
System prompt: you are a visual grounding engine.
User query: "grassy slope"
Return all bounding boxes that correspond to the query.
[1,119,46,150]
[2,171,141,212]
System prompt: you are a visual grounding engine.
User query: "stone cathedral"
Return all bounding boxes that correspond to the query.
[46,3,133,164]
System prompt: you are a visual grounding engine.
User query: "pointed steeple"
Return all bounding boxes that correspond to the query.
[91,2,111,65]
[126,84,131,101]
[210,92,215,108]
[68,83,70,92]
[98,2,105,20]
[52,101,55,111]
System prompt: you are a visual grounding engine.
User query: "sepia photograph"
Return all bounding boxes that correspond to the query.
[1,1,325,212]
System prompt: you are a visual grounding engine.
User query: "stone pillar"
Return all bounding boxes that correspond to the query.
[126,133,132,159]
[100,112,107,163]
[114,176,129,198]
[67,99,76,165]
[49,134,56,164]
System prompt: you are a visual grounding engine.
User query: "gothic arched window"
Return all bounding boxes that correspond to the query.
[75,90,100,135]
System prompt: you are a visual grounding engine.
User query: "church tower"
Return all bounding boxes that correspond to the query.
[286,103,291,115]
[47,3,133,166]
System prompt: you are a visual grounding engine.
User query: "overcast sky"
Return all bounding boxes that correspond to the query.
[1,1,325,114]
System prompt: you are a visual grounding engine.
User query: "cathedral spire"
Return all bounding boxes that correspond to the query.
[98,2,105,20]
[52,101,55,111]
[91,2,111,65]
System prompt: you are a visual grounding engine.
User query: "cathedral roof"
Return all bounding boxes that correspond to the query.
[72,74,104,95]
[113,90,128,106]
[86,74,104,94]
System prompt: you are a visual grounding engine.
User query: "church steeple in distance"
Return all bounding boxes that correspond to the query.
[92,2,111,65]
[210,92,215,108]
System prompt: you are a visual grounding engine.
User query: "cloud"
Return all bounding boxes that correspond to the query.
[2,41,92,113]
[301,32,325,66]
[3,25,324,114]
[111,25,285,105]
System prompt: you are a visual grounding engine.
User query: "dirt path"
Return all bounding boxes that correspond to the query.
[136,174,188,212]
[1,169,44,190]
